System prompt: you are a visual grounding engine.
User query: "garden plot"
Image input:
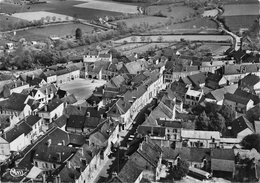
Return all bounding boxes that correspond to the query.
[11,11,73,22]
[74,0,139,14]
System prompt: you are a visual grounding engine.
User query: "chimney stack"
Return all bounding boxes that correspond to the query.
[44,105,48,112]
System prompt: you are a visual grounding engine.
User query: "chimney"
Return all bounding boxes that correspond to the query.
[44,105,48,112]
[47,139,51,147]
[86,112,90,117]
[32,75,35,80]
[62,140,65,146]
[57,152,62,162]
[80,147,84,156]
[100,114,104,119]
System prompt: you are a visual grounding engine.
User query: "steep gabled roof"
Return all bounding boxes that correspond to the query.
[3,121,32,143]
[0,93,29,111]
[117,159,143,183]
[240,73,260,87]
[136,138,162,168]
[25,115,41,126]
[231,116,254,136]
[224,93,251,105]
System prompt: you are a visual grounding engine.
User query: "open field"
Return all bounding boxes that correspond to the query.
[197,43,231,56]
[0,14,27,31]
[11,22,94,41]
[224,15,259,33]
[0,0,122,20]
[222,4,259,16]
[146,5,195,19]
[11,11,73,22]
[114,35,233,44]
[60,78,106,101]
[202,9,218,17]
[122,42,172,55]
[155,17,218,30]
[74,0,139,14]
[113,16,168,27]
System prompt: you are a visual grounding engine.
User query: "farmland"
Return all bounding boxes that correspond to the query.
[121,42,172,56]
[224,15,259,33]
[11,11,73,22]
[0,14,27,31]
[0,0,122,21]
[113,16,169,27]
[113,35,233,44]
[220,2,260,33]
[74,0,139,14]
[11,22,94,41]
[222,4,259,16]
[146,5,195,20]
[154,17,218,30]
[197,43,231,56]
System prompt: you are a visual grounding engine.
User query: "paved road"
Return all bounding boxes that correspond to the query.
[97,98,158,182]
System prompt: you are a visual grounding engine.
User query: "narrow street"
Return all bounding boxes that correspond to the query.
[97,98,158,182]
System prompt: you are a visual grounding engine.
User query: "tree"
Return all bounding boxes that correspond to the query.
[52,16,56,22]
[241,134,260,152]
[157,36,163,42]
[45,16,51,23]
[167,159,189,180]
[75,28,82,40]
[196,111,210,130]
[140,36,146,42]
[131,36,137,42]
[209,112,226,134]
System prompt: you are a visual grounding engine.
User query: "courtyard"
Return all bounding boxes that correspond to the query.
[59,78,106,102]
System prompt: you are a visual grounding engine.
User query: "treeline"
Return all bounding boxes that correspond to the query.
[0,47,68,70]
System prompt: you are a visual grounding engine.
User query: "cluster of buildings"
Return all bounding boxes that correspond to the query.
[0,35,260,183]
[0,49,166,183]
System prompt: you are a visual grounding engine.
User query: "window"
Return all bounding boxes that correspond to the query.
[46,163,48,168]
[53,164,56,169]
[35,161,38,167]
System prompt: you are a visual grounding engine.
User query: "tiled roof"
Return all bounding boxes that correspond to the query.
[39,98,63,112]
[0,93,29,111]
[222,63,260,75]
[34,144,76,164]
[117,160,143,183]
[157,119,182,128]
[39,84,57,95]
[66,115,85,129]
[211,148,235,160]
[27,77,45,86]
[25,115,41,126]
[136,138,162,167]
[42,70,56,77]
[187,72,207,87]
[224,93,251,105]
[61,94,77,104]
[110,75,125,88]
[5,80,28,89]
[181,129,220,140]
[241,73,260,86]
[231,116,254,136]
[234,89,259,105]
[3,121,32,143]
[53,115,67,128]
[137,125,166,137]
[84,117,103,129]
